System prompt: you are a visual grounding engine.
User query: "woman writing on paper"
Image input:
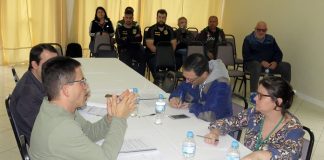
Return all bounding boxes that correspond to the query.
[204,76,304,160]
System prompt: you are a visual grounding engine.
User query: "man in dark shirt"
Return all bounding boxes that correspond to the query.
[197,16,226,60]
[10,44,58,143]
[146,9,177,79]
[175,17,194,70]
[115,8,146,76]
[242,21,291,103]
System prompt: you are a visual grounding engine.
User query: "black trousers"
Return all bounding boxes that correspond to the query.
[245,61,291,92]
[119,45,146,76]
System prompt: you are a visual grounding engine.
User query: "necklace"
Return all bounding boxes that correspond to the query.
[254,115,284,150]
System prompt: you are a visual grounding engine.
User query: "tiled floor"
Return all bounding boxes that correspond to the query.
[0,64,324,159]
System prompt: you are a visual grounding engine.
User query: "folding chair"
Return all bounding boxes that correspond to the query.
[95,44,118,58]
[217,42,247,98]
[143,26,151,80]
[155,41,183,91]
[92,33,116,57]
[187,27,199,39]
[46,43,63,56]
[66,43,83,58]
[225,34,243,69]
[187,41,204,57]
[5,96,30,160]
[231,93,248,141]
[11,66,19,84]
[300,126,314,160]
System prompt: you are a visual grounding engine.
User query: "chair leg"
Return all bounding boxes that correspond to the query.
[243,76,247,98]
[233,77,238,93]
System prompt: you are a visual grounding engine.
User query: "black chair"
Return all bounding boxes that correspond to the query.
[187,27,199,39]
[187,41,204,57]
[11,66,19,84]
[155,41,183,91]
[95,44,118,58]
[300,126,314,160]
[66,43,83,57]
[143,26,151,80]
[5,96,30,160]
[217,42,247,98]
[231,93,248,141]
[225,34,243,69]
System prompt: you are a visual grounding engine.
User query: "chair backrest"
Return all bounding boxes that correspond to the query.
[155,41,176,71]
[225,34,237,56]
[66,43,83,58]
[5,96,30,159]
[95,44,118,58]
[187,41,204,56]
[300,126,314,160]
[93,33,112,54]
[231,93,248,141]
[45,43,63,56]
[216,42,235,67]
[11,66,19,83]
[187,27,199,39]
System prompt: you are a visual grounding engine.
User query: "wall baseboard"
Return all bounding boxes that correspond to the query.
[295,91,324,108]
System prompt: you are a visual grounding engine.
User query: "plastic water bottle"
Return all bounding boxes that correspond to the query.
[130,88,139,117]
[226,141,240,160]
[154,94,166,124]
[182,131,196,160]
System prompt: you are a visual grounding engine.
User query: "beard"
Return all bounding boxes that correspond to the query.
[157,22,165,28]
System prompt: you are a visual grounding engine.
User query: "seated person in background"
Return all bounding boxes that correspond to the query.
[146,9,177,79]
[10,44,58,144]
[169,53,232,122]
[175,17,194,70]
[243,21,291,104]
[89,6,115,54]
[115,7,146,76]
[29,56,136,160]
[205,76,304,160]
[196,16,226,60]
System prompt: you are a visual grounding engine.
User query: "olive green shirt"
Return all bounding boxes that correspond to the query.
[29,99,127,160]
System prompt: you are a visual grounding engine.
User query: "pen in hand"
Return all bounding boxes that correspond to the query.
[196,135,219,142]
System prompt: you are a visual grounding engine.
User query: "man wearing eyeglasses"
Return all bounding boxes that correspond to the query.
[29,56,137,160]
[243,21,291,104]
[168,54,232,122]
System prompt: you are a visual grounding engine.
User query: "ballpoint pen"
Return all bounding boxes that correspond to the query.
[196,135,219,142]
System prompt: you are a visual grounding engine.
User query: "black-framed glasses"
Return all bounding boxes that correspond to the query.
[256,92,273,100]
[67,78,87,86]
[256,28,267,32]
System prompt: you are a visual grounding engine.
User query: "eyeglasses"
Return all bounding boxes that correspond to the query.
[67,78,88,86]
[256,92,273,100]
[256,28,267,32]
[186,76,200,83]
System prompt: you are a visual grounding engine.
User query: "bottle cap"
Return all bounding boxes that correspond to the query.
[187,131,194,138]
[159,94,164,99]
[132,88,138,93]
[231,140,239,149]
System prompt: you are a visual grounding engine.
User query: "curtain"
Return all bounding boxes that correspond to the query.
[0,0,67,65]
[0,0,223,64]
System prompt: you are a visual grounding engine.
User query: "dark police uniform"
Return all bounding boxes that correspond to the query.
[196,27,226,59]
[115,22,146,76]
[146,24,176,78]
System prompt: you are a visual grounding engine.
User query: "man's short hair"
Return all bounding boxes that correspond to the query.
[178,17,187,22]
[28,44,58,70]
[183,54,209,76]
[42,56,81,101]
[157,9,167,17]
[124,6,134,15]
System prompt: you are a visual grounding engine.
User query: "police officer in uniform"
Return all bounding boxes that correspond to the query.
[115,8,146,76]
[146,9,177,80]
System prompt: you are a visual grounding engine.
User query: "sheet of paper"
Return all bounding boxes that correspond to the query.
[120,138,157,153]
[82,102,107,116]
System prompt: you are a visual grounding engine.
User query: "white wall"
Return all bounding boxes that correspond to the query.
[222,0,324,107]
